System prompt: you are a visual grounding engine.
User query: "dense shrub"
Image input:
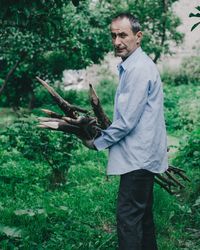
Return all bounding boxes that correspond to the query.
[172,127,200,232]
[173,127,200,169]
[162,56,200,85]
[163,84,200,133]
[0,117,77,187]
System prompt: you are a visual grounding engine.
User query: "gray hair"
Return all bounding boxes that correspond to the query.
[112,13,141,34]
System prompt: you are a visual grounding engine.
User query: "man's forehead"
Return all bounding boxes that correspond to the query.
[110,18,132,32]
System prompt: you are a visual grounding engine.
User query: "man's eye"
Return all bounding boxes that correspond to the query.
[120,34,127,38]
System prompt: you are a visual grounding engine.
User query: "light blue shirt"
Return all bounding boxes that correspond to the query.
[94,47,168,175]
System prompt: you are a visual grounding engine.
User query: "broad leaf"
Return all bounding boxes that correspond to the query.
[191,21,200,31]
[189,13,200,18]
[196,6,200,11]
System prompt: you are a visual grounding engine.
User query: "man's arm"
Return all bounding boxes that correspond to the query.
[94,66,152,150]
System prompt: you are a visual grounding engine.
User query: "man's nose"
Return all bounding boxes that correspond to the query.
[113,36,121,46]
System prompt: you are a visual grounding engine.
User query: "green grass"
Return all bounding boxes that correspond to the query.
[0,82,199,249]
[0,145,198,249]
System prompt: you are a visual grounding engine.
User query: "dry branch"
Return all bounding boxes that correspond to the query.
[165,171,185,189]
[36,77,190,194]
[89,84,111,129]
[36,77,88,118]
[154,178,174,195]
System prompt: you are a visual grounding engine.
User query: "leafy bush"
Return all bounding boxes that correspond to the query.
[0,117,77,187]
[181,56,200,82]
[173,127,200,169]
[172,127,200,234]
[163,84,200,133]
[0,0,184,109]
[162,56,200,85]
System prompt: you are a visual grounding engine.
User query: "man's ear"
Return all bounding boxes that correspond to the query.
[136,31,143,44]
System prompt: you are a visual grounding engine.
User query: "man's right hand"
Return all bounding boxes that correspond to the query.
[82,139,97,150]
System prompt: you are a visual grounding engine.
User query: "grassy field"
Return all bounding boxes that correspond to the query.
[0,82,199,249]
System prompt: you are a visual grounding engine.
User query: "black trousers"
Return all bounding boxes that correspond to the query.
[117,169,158,250]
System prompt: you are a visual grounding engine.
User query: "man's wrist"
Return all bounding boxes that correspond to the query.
[93,136,109,151]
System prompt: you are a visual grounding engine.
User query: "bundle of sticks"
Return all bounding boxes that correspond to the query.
[36,77,190,194]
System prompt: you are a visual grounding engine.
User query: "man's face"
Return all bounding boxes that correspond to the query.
[110,18,142,60]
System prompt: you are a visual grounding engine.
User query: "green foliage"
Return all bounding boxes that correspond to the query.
[171,127,200,241]
[181,56,200,82]
[0,0,112,108]
[0,145,199,249]
[0,79,200,249]
[189,5,200,31]
[162,56,200,85]
[33,84,89,112]
[163,84,200,133]
[0,116,77,187]
[173,127,200,169]
[0,0,183,108]
[100,0,183,62]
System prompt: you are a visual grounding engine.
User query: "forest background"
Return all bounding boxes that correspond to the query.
[0,0,199,249]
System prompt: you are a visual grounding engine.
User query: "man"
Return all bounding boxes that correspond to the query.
[87,13,168,250]
[38,12,168,250]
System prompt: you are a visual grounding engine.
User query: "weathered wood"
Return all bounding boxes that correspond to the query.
[168,165,186,173]
[165,171,185,189]
[168,165,190,182]
[41,109,64,119]
[174,171,190,182]
[36,77,88,118]
[38,118,90,140]
[154,177,174,195]
[156,174,177,187]
[89,84,111,129]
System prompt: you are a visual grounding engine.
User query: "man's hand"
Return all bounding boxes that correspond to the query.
[82,139,97,150]
[38,117,98,150]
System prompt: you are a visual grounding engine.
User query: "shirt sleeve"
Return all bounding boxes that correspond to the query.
[94,65,151,151]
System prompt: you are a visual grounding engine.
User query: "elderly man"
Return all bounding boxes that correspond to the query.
[38,11,168,250]
[87,13,168,250]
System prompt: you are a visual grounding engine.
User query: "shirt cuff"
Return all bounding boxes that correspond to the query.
[94,136,109,151]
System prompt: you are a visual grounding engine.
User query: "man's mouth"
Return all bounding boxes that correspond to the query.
[115,47,125,53]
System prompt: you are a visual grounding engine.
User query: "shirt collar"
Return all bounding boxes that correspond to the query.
[117,47,142,72]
